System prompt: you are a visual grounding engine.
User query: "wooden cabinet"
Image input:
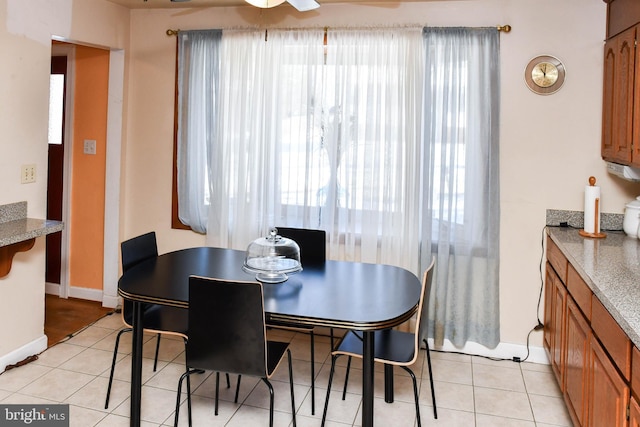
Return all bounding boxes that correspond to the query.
[630,396,640,427]
[552,272,567,385]
[545,235,633,427]
[565,297,591,426]
[589,335,630,427]
[602,25,637,165]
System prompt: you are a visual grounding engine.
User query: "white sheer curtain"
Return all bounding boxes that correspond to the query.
[322,28,425,271]
[206,29,326,249]
[176,30,222,233]
[421,28,501,348]
[206,28,425,272]
[176,27,501,349]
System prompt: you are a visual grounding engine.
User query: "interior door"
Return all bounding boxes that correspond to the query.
[46,55,66,285]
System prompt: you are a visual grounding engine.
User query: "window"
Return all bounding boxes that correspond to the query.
[174,26,501,348]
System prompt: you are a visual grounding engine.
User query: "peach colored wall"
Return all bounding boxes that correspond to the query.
[69,45,110,290]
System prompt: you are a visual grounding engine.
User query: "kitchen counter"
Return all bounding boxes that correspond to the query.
[0,217,64,247]
[0,201,63,246]
[547,226,640,349]
[0,201,63,277]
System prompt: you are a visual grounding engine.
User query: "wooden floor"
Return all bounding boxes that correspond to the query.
[44,294,114,347]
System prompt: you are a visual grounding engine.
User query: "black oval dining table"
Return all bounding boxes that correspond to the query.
[118,246,421,427]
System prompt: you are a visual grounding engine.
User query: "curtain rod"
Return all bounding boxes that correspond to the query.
[166,24,512,36]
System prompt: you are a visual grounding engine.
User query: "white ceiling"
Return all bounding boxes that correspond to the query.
[106,0,249,7]
[106,0,441,9]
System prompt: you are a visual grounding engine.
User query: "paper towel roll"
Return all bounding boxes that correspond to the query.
[584,185,600,234]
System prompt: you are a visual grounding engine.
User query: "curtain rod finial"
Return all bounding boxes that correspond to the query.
[167,29,179,36]
[497,25,511,33]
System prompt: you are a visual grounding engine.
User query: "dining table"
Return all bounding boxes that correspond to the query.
[118,246,421,427]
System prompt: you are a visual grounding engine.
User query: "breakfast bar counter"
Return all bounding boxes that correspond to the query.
[0,201,63,277]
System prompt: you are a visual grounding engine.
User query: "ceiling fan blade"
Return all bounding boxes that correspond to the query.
[286,0,319,11]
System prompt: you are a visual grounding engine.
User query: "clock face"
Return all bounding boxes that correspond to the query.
[531,62,559,88]
[524,55,566,95]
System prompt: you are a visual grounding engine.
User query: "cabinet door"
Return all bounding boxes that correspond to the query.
[602,26,636,164]
[633,25,640,166]
[552,272,567,387]
[588,336,630,427]
[630,396,640,427]
[565,297,591,426]
[544,263,555,355]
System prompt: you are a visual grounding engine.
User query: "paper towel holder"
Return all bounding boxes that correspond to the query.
[579,176,606,239]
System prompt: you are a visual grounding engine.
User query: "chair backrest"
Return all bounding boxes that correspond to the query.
[121,231,158,273]
[275,227,326,266]
[187,276,268,378]
[415,257,436,350]
[120,232,159,323]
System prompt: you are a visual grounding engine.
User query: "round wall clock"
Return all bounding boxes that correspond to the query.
[524,55,566,95]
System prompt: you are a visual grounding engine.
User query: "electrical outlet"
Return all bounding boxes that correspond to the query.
[83,139,97,155]
[21,164,36,184]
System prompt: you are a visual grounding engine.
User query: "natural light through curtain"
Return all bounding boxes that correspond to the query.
[421,28,500,348]
[206,28,425,275]
[176,27,501,349]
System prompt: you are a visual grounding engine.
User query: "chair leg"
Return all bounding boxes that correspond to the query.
[105,327,132,409]
[287,349,297,427]
[341,356,352,400]
[234,375,242,403]
[215,372,220,416]
[321,354,339,427]
[400,366,422,427]
[153,333,161,371]
[186,369,193,427]
[179,338,193,426]
[174,369,195,427]
[310,330,315,415]
[261,378,275,427]
[423,338,438,419]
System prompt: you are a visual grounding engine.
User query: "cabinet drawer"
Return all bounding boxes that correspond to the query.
[592,297,632,381]
[547,237,567,283]
[567,265,592,321]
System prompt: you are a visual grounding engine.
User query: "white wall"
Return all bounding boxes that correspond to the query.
[0,0,129,369]
[124,0,630,360]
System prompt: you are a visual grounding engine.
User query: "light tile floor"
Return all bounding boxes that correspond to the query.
[0,313,572,426]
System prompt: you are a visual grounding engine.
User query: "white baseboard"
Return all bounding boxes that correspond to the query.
[45,283,104,303]
[102,294,119,309]
[0,335,47,373]
[426,338,550,365]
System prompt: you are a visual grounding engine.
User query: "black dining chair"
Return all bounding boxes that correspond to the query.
[321,257,437,427]
[105,231,189,409]
[174,276,296,427]
[267,226,327,415]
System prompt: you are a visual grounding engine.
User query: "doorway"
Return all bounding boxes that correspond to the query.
[46,42,115,341]
[46,55,66,286]
[46,39,124,321]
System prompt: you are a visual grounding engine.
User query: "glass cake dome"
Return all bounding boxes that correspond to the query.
[242,227,302,283]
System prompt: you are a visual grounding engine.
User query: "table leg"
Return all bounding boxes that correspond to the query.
[362,331,374,427]
[129,301,143,427]
[384,364,394,403]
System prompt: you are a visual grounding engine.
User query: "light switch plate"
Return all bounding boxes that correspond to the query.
[83,139,97,155]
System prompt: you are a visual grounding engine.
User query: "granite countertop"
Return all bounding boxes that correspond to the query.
[0,201,63,248]
[547,227,640,349]
[0,218,64,247]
